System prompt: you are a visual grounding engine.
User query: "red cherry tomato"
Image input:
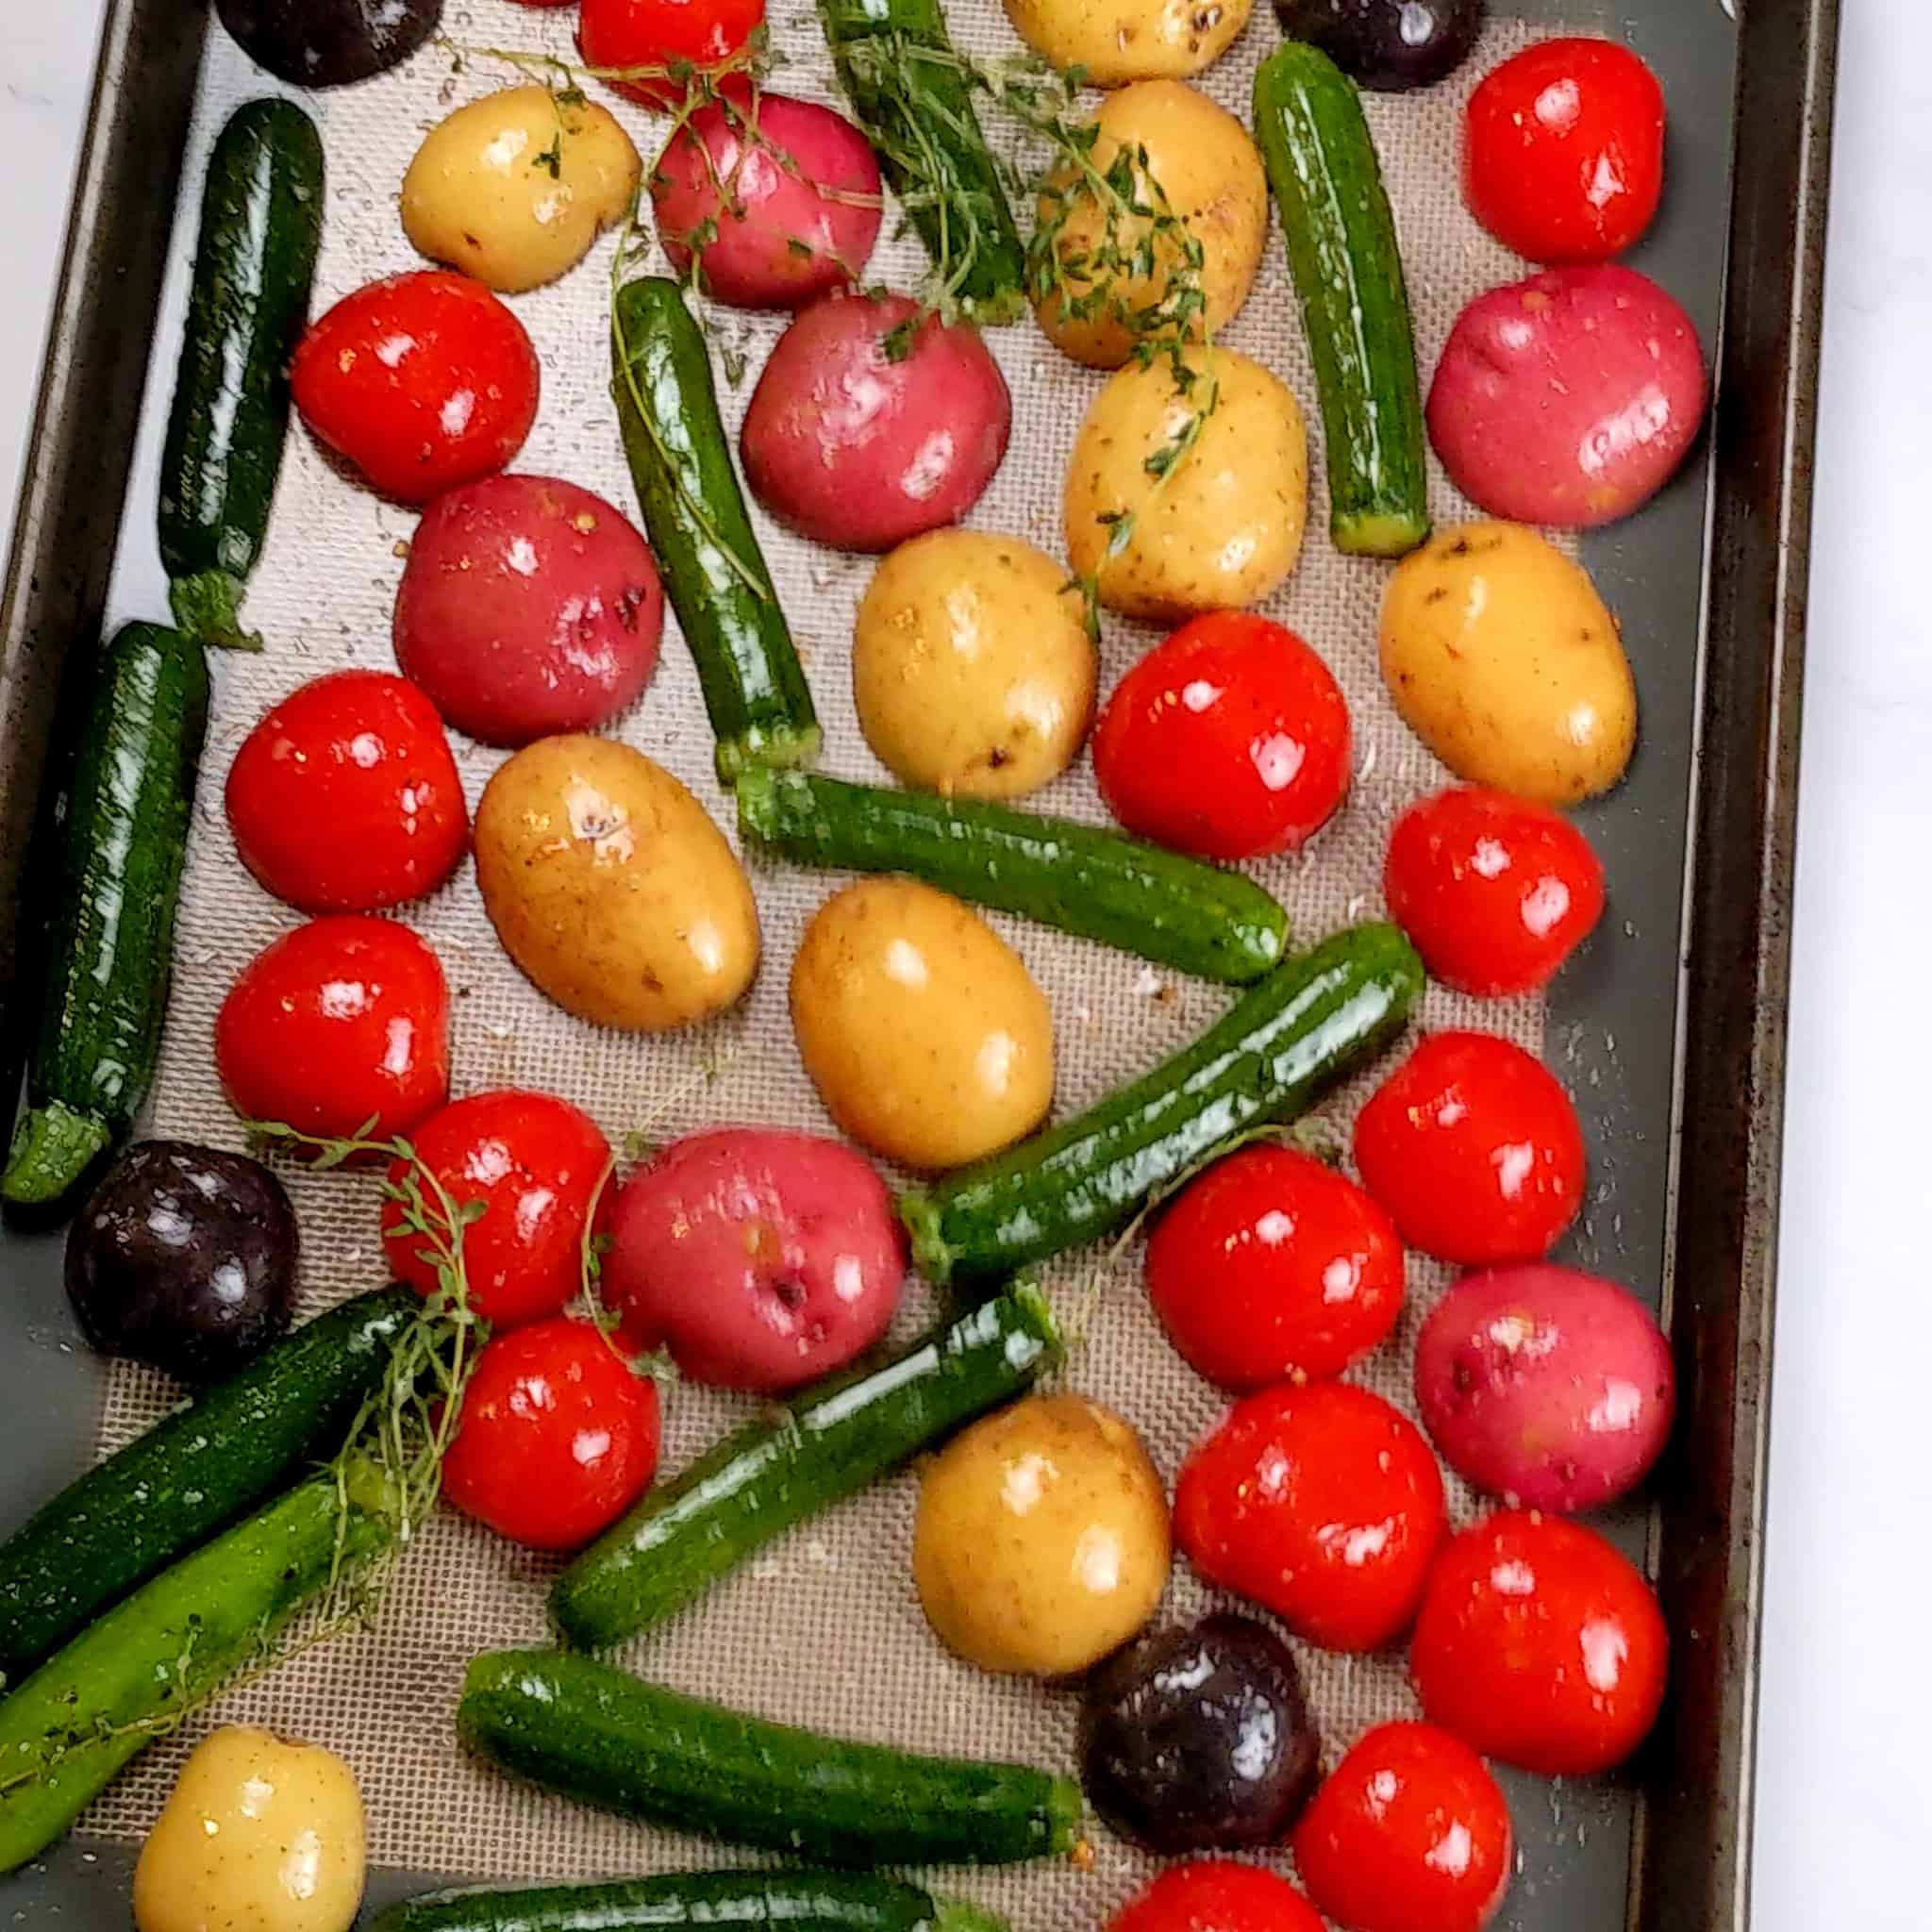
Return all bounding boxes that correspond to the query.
[291,271,539,505]
[1109,1860,1325,1932]
[1384,786,1605,996]
[215,917,449,1143]
[1463,38,1665,265]
[578,0,767,107]
[1092,611,1352,861]
[1147,1145,1405,1389]
[1292,1722,1513,1932]
[1410,1510,1669,1775]
[1175,1381,1445,1652]
[1353,1032,1584,1265]
[442,1318,661,1549]
[224,671,468,915]
[381,1090,612,1327]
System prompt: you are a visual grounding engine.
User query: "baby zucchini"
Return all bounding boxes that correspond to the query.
[159,98,325,651]
[613,277,820,779]
[902,923,1424,1288]
[0,1458,394,1876]
[817,0,1027,323]
[373,1870,1008,1932]
[458,1650,1084,1867]
[736,767,1289,985]
[553,1283,1061,1650]
[1252,43,1430,557]
[2,623,209,1209]
[0,1288,413,1690]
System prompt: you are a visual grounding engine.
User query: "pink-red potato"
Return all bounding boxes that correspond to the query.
[1413,1264,1675,1513]
[1428,265,1707,529]
[604,1126,906,1391]
[394,475,663,746]
[740,291,1011,553]
[653,93,883,309]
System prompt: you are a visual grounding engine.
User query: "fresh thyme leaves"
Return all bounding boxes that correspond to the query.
[532,132,563,177]
[878,313,921,363]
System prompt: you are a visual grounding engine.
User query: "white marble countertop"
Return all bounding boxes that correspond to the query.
[0,3,1925,1926]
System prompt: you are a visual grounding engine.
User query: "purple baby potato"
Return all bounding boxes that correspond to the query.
[1427,264,1708,528]
[1413,1263,1674,1512]
[604,1126,907,1392]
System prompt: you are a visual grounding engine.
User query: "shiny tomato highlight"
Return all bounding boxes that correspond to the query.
[1109,1860,1325,1932]
[1146,1144,1405,1388]
[578,0,767,107]
[1093,611,1352,861]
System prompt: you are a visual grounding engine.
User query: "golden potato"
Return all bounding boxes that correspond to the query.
[1380,522,1638,804]
[853,531,1097,800]
[1065,345,1307,621]
[1002,0,1255,85]
[791,878,1052,1170]
[134,1726,365,1932]
[1034,81,1268,369]
[913,1393,1172,1675]
[402,85,641,294]
[476,735,759,1032]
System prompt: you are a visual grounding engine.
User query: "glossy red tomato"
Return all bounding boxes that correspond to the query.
[382,1090,612,1327]
[215,917,449,1143]
[1175,1381,1445,1652]
[1353,1031,1584,1265]
[442,1318,660,1549]
[1147,1145,1405,1389]
[1410,1510,1669,1775]
[578,0,766,107]
[1109,1860,1325,1932]
[225,671,468,915]
[291,271,539,504]
[1384,786,1605,996]
[1092,612,1352,861]
[1463,38,1665,264]
[1293,1722,1513,1932]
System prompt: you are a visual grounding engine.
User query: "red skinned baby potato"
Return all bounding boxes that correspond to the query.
[1093,613,1351,862]
[225,670,467,914]
[1385,785,1605,996]
[1354,1031,1585,1266]
[605,1126,906,1391]
[1414,1264,1674,1512]
[381,1090,612,1327]
[1428,265,1707,528]
[1175,1381,1445,1653]
[654,94,883,309]
[1293,1722,1513,1932]
[741,291,1011,553]
[579,0,766,107]
[291,270,539,505]
[442,1317,661,1550]
[1109,1861,1325,1932]
[215,916,449,1143]
[394,475,663,746]
[1411,1510,1669,1775]
[1146,1145,1404,1389]
[1464,37,1666,264]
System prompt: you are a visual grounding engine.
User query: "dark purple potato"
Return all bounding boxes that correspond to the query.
[215,0,444,89]
[1274,0,1485,91]
[1080,1612,1321,1853]
[66,1141,300,1385]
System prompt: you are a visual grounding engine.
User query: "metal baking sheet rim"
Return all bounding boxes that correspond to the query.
[0,0,1840,1926]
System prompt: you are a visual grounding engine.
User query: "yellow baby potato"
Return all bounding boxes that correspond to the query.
[476,735,759,1032]
[134,1725,365,1932]
[853,530,1097,800]
[1002,0,1256,86]
[1065,345,1307,621]
[913,1393,1172,1676]
[790,878,1054,1170]
[1380,522,1639,804]
[402,85,641,294]
[1034,80,1268,369]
